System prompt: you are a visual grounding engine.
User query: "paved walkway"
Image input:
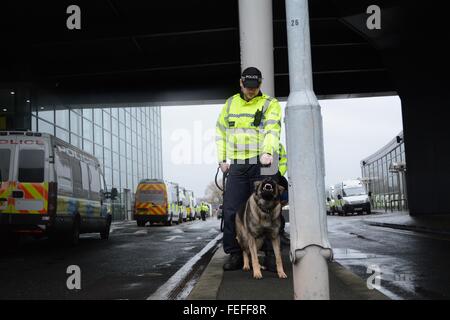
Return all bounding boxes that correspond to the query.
[189,244,388,300]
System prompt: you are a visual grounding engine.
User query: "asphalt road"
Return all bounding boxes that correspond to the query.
[327,213,450,299]
[0,218,221,300]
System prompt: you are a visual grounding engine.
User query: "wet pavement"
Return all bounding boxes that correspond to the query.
[0,218,221,299]
[327,214,450,299]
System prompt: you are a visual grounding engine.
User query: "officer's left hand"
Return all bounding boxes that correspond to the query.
[260,153,273,166]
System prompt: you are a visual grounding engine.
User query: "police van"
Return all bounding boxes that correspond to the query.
[0,131,115,244]
[134,179,180,226]
[333,179,371,215]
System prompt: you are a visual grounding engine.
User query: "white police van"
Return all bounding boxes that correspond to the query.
[333,179,371,215]
[0,131,116,244]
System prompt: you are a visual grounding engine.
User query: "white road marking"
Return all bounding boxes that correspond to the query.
[165,235,183,241]
[147,233,223,300]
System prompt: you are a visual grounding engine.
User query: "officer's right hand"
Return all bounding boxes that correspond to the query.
[219,162,230,173]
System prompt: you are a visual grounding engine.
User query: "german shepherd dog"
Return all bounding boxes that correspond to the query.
[235,177,287,279]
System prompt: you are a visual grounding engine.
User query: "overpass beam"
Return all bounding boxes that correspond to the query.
[238,0,275,96]
[285,0,333,299]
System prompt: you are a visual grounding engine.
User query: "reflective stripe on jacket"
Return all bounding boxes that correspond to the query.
[215,93,282,161]
[279,143,287,176]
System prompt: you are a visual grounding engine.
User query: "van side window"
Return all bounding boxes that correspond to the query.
[55,153,73,195]
[88,165,101,201]
[71,159,84,198]
[80,162,90,194]
[18,149,45,182]
[0,149,11,182]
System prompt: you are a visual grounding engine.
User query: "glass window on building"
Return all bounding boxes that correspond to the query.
[119,121,126,138]
[56,127,70,143]
[31,116,37,132]
[126,111,131,129]
[113,169,120,187]
[71,134,81,148]
[103,110,111,132]
[38,109,54,123]
[120,139,126,155]
[94,125,103,145]
[83,119,93,141]
[37,119,54,135]
[112,116,118,134]
[94,109,102,124]
[70,110,82,135]
[55,109,69,128]
[112,135,119,153]
[104,148,112,169]
[83,109,93,121]
[126,143,132,160]
[112,152,119,170]
[111,108,119,120]
[94,144,104,163]
[104,131,111,149]
[104,167,112,189]
[83,140,93,155]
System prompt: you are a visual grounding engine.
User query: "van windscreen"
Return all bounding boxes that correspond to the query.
[18,150,45,182]
[137,189,165,204]
[0,149,11,182]
[343,187,366,197]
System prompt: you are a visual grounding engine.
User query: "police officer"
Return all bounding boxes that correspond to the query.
[215,67,282,271]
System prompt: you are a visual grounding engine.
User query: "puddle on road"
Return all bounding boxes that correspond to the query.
[333,248,380,260]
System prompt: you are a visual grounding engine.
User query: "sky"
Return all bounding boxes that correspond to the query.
[161,96,403,198]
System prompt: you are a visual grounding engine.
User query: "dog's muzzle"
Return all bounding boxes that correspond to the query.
[263,183,273,191]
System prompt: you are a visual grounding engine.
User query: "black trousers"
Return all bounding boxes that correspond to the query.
[222,162,280,255]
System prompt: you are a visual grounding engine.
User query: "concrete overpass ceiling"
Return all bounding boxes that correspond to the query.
[1,0,396,105]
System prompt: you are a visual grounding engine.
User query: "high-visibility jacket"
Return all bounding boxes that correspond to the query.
[201,203,209,211]
[215,92,282,162]
[279,143,287,176]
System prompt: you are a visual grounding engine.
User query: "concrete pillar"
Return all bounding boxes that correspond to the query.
[285,0,332,299]
[238,0,275,96]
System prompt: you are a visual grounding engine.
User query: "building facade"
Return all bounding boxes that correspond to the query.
[31,105,163,194]
[361,132,407,212]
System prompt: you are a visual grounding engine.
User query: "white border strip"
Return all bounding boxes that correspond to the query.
[147,233,223,300]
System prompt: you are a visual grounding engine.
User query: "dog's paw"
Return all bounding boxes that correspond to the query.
[278,271,288,279]
[243,264,251,271]
[253,270,263,279]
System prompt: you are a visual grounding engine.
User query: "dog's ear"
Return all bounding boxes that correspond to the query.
[253,180,262,190]
[277,184,285,194]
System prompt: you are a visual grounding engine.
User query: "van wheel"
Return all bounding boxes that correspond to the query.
[137,220,145,227]
[166,216,173,226]
[68,217,80,245]
[100,218,111,240]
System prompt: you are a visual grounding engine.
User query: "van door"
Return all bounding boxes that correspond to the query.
[12,138,48,214]
[0,142,15,214]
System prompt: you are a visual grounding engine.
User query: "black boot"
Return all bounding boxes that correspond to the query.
[223,253,243,271]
